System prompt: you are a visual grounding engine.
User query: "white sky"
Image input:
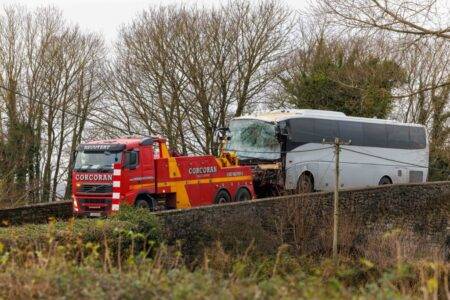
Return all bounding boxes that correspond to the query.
[0,0,308,45]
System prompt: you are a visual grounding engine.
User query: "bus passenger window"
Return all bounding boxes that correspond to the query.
[410,127,426,149]
[387,125,410,149]
[363,123,387,147]
[287,118,318,143]
[338,121,363,145]
[314,119,338,141]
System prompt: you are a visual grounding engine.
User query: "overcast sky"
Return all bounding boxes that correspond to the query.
[0,0,308,44]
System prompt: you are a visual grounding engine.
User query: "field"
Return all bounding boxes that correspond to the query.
[0,207,447,299]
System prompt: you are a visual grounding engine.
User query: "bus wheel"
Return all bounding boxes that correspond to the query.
[378,176,392,185]
[214,189,231,204]
[235,188,251,202]
[297,173,314,194]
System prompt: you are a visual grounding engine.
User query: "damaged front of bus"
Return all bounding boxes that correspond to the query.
[225,111,292,197]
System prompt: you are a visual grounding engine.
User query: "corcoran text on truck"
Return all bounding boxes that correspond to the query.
[72,136,255,217]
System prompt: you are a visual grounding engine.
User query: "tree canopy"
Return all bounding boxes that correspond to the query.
[279,38,405,118]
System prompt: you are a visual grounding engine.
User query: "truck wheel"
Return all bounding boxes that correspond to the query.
[297,173,314,194]
[235,188,251,202]
[214,189,231,204]
[135,197,156,211]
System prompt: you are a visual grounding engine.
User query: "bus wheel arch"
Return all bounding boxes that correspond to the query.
[214,189,231,204]
[378,176,392,185]
[235,187,252,202]
[134,193,157,211]
[297,171,314,194]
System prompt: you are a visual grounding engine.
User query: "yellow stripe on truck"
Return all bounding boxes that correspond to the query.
[130,175,253,209]
[157,175,253,187]
[167,157,190,208]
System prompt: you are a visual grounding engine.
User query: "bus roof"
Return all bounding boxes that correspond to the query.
[233,109,424,127]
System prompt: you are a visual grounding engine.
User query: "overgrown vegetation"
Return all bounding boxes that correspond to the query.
[0,205,161,255]
[279,37,405,118]
[429,145,450,181]
[0,207,447,299]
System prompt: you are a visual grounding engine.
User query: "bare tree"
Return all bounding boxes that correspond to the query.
[315,0,450,40]
[107,1,293,154]
[0,6,105,205]
[104,7,189,152]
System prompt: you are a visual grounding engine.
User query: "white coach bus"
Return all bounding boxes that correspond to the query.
[226,109,428,196]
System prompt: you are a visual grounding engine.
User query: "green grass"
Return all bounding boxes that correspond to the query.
[0,207,447,299]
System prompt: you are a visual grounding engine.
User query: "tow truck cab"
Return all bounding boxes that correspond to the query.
[72,136,255,217]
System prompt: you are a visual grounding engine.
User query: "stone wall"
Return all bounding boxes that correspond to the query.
[0,182,448,260]
[157,182,450,260]
[0,200,72,226]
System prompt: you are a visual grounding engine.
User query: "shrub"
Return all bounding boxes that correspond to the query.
[0,206,161,256]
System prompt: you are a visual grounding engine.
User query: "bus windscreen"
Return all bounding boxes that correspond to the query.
[227,119,281,160]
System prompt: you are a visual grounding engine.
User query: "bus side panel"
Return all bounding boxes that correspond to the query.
[340,146,429,186]
[284,144,326,191]
[284,144,429,191]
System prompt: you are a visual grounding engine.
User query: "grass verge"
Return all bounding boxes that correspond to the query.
[0,206,447,299]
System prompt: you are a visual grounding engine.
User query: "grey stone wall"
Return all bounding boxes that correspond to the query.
[0,200,72,225]
[157,182,450,260]
[0,182,448,260]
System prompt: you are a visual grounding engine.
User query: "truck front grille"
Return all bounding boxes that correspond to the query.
[78,184,113,194]
[78,198,112,205]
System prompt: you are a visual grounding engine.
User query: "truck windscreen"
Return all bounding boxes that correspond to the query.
[226,119,280,160]
[74,151,122,171]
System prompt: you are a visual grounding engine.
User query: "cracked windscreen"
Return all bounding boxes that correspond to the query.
[226,119,281,160]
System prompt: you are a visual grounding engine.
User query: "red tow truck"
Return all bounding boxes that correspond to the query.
[72,136,255,216]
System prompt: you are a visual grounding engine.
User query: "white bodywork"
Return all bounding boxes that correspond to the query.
[232,109,429,192]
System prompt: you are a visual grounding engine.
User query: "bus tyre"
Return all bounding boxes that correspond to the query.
[378,176,392,185]
[297,173,314,194]
[235,188,251,202]
[214,189,231,204]
[135,197,156,211]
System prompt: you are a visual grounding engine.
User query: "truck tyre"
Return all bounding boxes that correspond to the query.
[214,189,231,204]
[235,188,251,202]
[135,196,156,211]
[297,173,314,194]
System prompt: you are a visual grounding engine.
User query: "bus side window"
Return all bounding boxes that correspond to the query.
[314,119,338,141]
[338,121,363,145]
[410,127,426,149]
[287,118,318,143]
[387,125,410,149]
[363,123,387,148]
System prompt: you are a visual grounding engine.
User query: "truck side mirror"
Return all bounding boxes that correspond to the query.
[214,127,230,141]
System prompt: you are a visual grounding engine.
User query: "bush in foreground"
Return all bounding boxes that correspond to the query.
[0,205,161,258]
[0,206,447,299]
[0,241,447,299]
